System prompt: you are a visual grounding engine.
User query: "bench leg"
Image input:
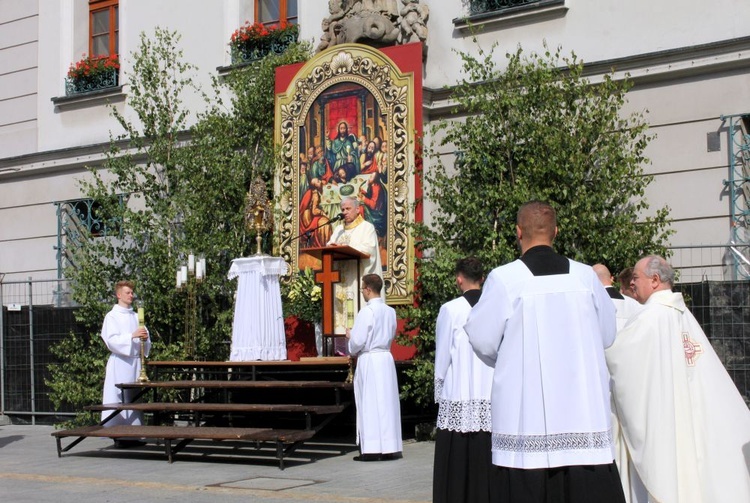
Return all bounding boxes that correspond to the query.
[165,439,173,463]
[276,441,285,470]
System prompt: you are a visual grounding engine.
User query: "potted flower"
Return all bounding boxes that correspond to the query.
[65,53,120,96]
[282,267,324,356]
[229,21,299,64]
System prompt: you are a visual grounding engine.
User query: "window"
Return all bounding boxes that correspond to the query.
[255,0,298,26]
[89,0,118,57]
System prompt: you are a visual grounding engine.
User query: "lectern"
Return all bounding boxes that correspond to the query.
[301,245,370,355]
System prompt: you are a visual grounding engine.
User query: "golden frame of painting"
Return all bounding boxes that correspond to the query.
[274,43,417,304]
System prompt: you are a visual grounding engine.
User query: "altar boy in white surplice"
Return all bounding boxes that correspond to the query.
[346,273,402,461]
[465,201,626,503]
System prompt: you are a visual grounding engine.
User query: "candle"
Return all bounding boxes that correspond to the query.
[200,258,206,277]
[196,260,203,280]
[181,266,188,283]
[188,254,195,273]
[137,307,145,327]
[346,297,354,328]
[176,269,182,288]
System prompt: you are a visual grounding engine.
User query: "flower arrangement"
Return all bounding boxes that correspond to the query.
[229,21,299,63]
[282,267,322,324]
[67,54,120,81]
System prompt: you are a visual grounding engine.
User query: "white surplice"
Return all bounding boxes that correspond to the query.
[328,215,382,334]
[466,259,617,469]
[227,256,288,361]
[606,289,750,503]
[348,296,402,455]
[607,287,644,331]
[100,304,151,426]
[434,294,493,432]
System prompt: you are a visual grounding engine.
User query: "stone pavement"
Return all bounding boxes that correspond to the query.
[0,424,433,503]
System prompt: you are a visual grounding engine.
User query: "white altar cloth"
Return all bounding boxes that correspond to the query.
[227,256,289,361]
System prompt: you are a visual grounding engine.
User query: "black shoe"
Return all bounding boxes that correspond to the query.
[353,453,382,461]
[380,452,401,461]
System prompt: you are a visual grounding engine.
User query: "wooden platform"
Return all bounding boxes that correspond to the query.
[52,359,355,469]
[52,425,316,468]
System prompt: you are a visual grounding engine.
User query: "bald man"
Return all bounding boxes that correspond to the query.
[466,201,625,503]
[593,263,642,331]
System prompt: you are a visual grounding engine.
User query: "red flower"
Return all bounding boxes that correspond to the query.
[67,53,120,80]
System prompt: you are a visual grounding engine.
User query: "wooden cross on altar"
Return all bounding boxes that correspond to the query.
[315,253,340,335]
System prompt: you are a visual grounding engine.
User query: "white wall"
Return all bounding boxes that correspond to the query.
[2,0,750,283]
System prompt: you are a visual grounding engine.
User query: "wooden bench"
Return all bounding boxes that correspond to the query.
[55,379,354,469]
[85,402,351,429]
[52,425,316,469]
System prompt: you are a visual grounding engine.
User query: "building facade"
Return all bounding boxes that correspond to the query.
[1,0,750,293]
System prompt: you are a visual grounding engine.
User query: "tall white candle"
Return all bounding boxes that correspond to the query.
[176,269,182,288]
[188,254,195,273]
[199,257,206,277]
[196,260,203,279]
[181,266,188,283]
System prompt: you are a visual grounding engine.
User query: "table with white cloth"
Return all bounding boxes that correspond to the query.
[227,256,289,361]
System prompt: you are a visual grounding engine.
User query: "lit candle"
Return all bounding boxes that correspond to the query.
[200,258,206,277]
[137,307,145,327]
[188,254,195,273]
[196,260,203,280]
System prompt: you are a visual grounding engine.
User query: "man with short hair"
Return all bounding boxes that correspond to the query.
[617,267,636,299]
[606,255,750,503]
[101,280,151,447]
[328,196,382,335]
[466,201,625,502]
[346,273,402,461]
[593,263,642,330]
[433,257,496,503]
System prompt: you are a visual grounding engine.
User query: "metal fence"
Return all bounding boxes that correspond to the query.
[1,278,79,424]
[669,244,750,283]
[1,263,749,424]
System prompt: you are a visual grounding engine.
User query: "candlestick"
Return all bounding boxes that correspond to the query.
[136,306,149,383]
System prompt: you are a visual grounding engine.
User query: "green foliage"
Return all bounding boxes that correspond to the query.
[400,41,673,406]
[47,27,312,426]
[281,268,323,324]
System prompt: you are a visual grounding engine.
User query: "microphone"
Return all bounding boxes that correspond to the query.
[330,212,345,223]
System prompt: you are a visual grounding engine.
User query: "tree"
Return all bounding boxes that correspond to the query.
[399,42,672,407]
[47,27,312,426]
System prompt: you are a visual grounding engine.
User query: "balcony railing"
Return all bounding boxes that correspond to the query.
[64,68,119,96]
[470,0,543,15]
[231,29,299,65]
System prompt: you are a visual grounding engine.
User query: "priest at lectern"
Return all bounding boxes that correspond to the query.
[327,196,383,336]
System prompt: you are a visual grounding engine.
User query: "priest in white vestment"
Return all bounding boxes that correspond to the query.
[327,196,383,336]
[100,280,150,436]
[606,255,750,503]
[465,201,626,503]
[433,257,496,503]
[346,273,402,461]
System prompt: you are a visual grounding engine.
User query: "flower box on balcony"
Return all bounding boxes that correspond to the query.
[65,54,120,96]
[229,22,299,65]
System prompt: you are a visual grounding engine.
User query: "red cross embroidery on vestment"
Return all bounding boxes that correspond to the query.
[681,332,703,366]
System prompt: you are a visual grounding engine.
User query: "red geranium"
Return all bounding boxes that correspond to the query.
[67,54,120,80]
[229,20,298,57]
